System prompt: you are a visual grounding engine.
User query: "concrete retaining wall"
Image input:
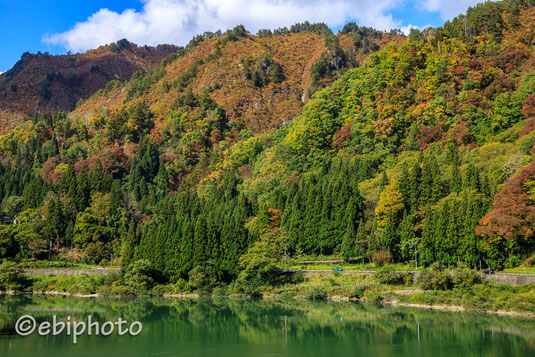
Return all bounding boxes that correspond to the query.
[24,268,120,276]
[482,273,535,286]
[300,270,535,286]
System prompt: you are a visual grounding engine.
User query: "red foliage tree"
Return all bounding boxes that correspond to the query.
[476,160,535,245]
[519,118,535,138]
[417,126,442,149]
[74,146,129,175]
[334,124,352,148]
[519,94,535,138]
[40,157,58,183]
[493,45,529,73]
[522,94,535,118]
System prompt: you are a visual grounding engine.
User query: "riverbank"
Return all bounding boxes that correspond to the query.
[387,301,535,318]
[3,286,535,319]
[4,269,534,318]
[2,260,534,317]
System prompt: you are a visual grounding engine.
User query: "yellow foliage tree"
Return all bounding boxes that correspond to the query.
[375,179,405,228]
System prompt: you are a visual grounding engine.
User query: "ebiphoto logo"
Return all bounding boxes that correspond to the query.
[15,315,142,344]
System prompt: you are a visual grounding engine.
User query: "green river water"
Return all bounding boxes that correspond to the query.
[1,295,534,356]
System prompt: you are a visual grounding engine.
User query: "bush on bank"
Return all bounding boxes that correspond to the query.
[0,262,31,291]
[417,263,481,290]
[373,266,413,286]
[5,258,535,315]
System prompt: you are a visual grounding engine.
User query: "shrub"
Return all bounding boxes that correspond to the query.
[280,290,297,298]
[451,266,481,289]
[0,262,30,292]
[371,251,391,267]
[290,271,305,284]
[352,281,382,295]
[98,284,136,297]
[373,266,404,285]
[172,278,189,293]
[211,286,229,297]
[350,287,365,299]
[152,284,173,295]
[363,291,387,302]
[101,271,122,286]
[305,287,327,300]
[505,256,522,269]
[404,272,414,286]
[31,275,102,295]
[417,263,452,290]
[228,279,261,297]
[67,279,98,295]
[525,255,535,268]
[123,260,156,291]
[189,264,216,293]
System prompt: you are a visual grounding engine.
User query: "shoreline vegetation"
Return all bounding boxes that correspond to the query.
[2,285,535,319]
[2,261,535,318]
[1,289,535,319]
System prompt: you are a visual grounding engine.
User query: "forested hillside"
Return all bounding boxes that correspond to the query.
[1,0,535,292]
[72,23,402,133]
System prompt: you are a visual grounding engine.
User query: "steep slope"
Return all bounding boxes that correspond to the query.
[0,40,178,133]
[236,1,535,266]
[72,27,404,133]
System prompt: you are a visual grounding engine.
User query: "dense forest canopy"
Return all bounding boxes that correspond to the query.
[1,0,535,291]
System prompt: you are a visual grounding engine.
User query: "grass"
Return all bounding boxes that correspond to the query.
[261,272,401,301]
[396,282,535,314]
[30,275,106,295]
[501,267,535,274]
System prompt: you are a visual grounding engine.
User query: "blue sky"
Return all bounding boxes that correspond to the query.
[0,0,485,72]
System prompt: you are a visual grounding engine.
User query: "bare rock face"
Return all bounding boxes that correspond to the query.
[421,27,437,39]
[0,40,178,129]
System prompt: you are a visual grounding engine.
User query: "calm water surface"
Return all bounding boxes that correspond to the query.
[1,295,534,356]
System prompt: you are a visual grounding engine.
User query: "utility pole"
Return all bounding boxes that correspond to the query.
[284,245,287,270]
[414,241,418,271]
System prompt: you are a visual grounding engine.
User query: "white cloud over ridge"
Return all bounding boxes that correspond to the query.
[418,0,484,20]
[43,0,487,53]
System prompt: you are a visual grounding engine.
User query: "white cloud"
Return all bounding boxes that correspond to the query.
[43,0,405,52]
[417,0,485,20]
[43,0,487,52]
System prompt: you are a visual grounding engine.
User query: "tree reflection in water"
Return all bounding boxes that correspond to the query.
[1,295,534,356]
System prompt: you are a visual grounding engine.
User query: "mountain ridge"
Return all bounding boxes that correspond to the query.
[0,40,179,134]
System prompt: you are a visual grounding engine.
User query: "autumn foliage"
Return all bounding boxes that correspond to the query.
[476,160,535,246]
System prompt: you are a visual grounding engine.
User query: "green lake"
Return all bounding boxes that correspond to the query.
[1,295,534,356]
